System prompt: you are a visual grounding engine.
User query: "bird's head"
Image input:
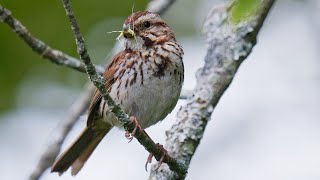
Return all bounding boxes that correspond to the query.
[119,11,176,51]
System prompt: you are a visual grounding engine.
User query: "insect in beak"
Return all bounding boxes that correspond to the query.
[121,27,135,39]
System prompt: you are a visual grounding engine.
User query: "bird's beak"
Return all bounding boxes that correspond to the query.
[122,26,135,39]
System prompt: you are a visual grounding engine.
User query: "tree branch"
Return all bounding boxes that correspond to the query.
[0,5,104,74]
[60,0,186,176]
[149,0,275,179]
[4,0,180,179]
[0,0,177,75]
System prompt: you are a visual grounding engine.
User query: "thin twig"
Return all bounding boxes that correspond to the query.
[18,0,180,180]
[61,0,186,176]
[0,5,104,74]
[0,0,178,75]
[149,0,275,179]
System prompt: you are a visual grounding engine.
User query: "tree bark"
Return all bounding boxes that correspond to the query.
[149,0,275,179]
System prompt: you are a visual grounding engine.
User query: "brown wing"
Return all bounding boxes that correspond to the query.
[86,51,126,126]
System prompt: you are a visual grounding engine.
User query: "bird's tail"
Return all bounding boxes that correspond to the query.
[51,126,112,176]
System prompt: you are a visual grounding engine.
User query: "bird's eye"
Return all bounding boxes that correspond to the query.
[143,21,151,28]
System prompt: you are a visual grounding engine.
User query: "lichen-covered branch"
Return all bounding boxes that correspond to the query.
[61,0,186,176]
[0,5,104,74]
[0,0,176,75]
[149,0,275,179]
[1,4,188,178]
[20,0,180,179]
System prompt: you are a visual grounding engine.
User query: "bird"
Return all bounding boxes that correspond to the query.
[51,11,184,176]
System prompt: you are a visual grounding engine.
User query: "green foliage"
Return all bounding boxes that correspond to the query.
[229,0,259,24]
[0,0,147,113]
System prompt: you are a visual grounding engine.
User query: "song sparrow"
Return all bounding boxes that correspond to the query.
[51,11,184,175]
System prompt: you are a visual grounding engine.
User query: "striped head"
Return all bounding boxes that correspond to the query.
[121,11,176,51]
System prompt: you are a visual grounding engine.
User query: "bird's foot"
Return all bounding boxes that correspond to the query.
[145,143,168,171]
[125,116,142,143]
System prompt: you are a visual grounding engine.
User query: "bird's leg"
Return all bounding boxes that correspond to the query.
[145,143,168,172]
[125,116,142,143]
[124,117,168,171]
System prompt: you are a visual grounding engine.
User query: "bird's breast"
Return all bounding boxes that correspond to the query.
[105,44,184,129]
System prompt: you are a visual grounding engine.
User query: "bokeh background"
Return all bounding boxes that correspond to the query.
[1,0,320,179]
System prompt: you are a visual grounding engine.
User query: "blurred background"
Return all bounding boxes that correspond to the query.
[0,0,320,179]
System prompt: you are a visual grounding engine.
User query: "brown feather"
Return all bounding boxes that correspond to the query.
[51,126,112,175]
[70,126,111,176]
[86,51,126,126]
[51,51,128,175]
[51,10,184,176]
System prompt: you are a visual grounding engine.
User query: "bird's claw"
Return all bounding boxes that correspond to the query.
[124,116,142,143]
[145,143,167,172]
